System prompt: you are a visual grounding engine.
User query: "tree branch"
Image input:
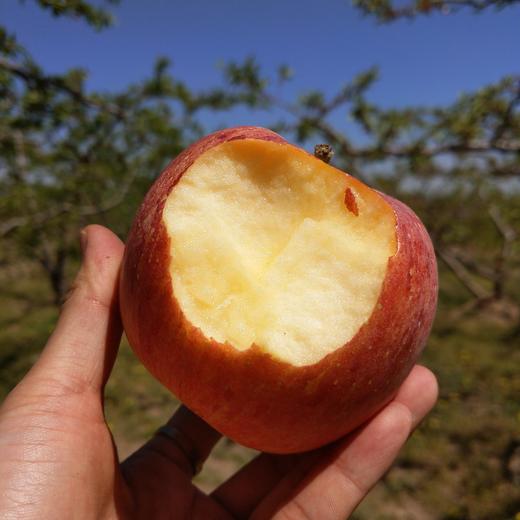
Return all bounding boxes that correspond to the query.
[488,205,517,299]
[436,246,491,300]
[0,169,136,237]
[0,57,125,118]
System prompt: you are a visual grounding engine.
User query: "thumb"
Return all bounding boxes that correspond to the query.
[28,225,125,397]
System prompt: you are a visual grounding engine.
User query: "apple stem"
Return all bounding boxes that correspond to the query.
[314,144,334,164]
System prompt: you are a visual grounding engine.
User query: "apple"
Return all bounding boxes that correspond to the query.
[120,126,438,454]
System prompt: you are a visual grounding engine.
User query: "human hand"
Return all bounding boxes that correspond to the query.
[0,225,438,520]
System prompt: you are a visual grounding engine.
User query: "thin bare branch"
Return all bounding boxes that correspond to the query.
[488,205,518,299]
[436,246,491,300]
[488,205,517,244]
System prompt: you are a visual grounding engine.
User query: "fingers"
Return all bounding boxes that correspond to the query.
[122,405,221,479]
[261,404,411,520]
[392,365,439,428]
[211,451,319,519]
[212,365,438,520]
[255,365,438,520]
[159,405,223,476]
[25,225,125,398]
[120,406,227,519]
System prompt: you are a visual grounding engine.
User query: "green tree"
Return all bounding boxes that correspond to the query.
[0,2,251,303]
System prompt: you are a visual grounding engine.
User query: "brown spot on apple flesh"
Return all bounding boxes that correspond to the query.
[344,188,359,216]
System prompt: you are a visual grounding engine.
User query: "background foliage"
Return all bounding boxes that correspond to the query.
[1,1,519,518]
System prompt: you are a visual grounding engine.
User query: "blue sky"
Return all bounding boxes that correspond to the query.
[2,0,519,130]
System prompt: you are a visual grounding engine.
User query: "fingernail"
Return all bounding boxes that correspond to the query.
[80,228,88,256]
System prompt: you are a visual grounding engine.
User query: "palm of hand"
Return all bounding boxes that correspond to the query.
[0,380,227,519]
[0,226,437,520]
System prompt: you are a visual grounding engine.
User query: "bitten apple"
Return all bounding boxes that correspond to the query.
[119,126,438,454]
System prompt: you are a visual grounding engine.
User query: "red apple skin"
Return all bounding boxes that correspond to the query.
[120,126,438,454]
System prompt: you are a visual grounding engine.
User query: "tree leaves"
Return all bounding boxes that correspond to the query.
[32,0,118,30]
[353,0,520,22]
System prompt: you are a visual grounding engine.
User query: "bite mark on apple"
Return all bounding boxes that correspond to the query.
[344,187,359,216]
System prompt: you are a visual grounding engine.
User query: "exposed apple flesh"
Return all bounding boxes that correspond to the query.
[164,139,396,366]
[120,126,438,454]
